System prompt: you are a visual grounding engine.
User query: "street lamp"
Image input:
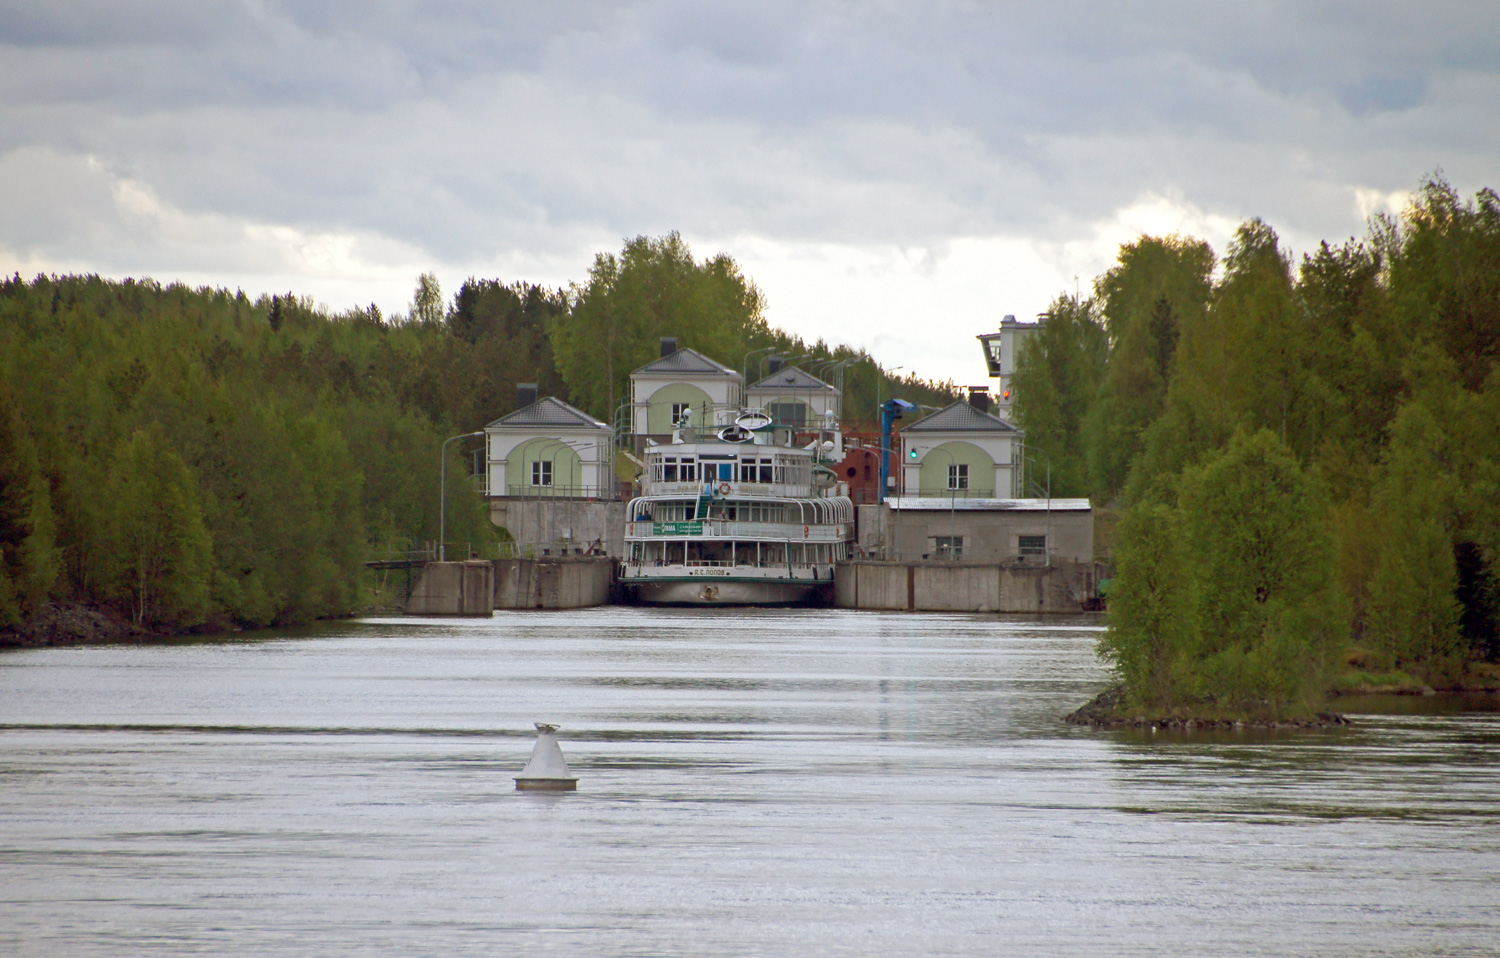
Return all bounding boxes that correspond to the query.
[440,430,486,562]
[742,346,777,385]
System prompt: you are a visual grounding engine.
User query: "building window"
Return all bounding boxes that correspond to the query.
[1019,535,1046,557]
[948,463,969,490]
[768,401,805,427]
[531,460,553,486]
[671,403,690,426]
[934,536,963,559]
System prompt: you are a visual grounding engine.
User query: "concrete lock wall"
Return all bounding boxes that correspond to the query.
[405,560,495,616]
[494,556,613,609]
[488,499,626,558]
[834,560,1099,613]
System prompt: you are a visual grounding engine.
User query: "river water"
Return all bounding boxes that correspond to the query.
[2,608,1497,957]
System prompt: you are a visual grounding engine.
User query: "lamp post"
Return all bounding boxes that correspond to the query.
[440,430,486,562]
[742,346,777,385]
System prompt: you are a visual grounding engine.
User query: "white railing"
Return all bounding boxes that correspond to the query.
[502,483,619,500]
[625,520,850,541]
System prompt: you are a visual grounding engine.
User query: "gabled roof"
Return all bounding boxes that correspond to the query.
[747,366,839,393]
[486,396,607,430]
[631,347,739,378]
[903,400,1020,433]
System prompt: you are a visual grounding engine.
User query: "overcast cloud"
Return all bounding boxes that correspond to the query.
[3,1,1497,383]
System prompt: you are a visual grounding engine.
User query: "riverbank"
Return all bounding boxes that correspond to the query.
[0,602,242,649]
[1065,685,1353,729]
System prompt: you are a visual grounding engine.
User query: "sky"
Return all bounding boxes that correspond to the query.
[3,2,1498,386]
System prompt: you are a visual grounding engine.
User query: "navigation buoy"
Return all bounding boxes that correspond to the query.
[515,723,578,791]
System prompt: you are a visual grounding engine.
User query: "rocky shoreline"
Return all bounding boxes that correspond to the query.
[1065,685,1352,730]
[0,602,236,649]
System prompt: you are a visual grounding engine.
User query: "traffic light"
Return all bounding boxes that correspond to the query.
[909,448,918,459]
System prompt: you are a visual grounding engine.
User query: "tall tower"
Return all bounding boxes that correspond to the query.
[976,313,1045,421]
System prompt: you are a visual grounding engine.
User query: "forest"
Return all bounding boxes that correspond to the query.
[0,232,954,637]
[1012,177,1500,718]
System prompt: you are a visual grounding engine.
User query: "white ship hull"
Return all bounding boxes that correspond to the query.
[624,575,830,606]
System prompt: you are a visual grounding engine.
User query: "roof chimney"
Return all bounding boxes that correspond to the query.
[766,355,784,374]
[660,336,679,358]
[517,383,538,408]
[968,386,991,413]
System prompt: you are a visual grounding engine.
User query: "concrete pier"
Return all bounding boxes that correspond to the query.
[404,560,495,616]
[494,556,613,610]
[833,559,1100,613]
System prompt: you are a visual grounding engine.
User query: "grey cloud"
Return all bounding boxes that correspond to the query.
[2,0,1498,287]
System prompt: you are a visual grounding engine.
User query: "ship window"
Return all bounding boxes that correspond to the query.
[662,457,678,482]
[758,458,773,482]
[680,457,696,482]
[531,460,552,486]
[1019,535,1046,557]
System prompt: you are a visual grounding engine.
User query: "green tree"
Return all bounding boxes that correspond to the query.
[0,390,58,624]
[1011,293,1108,497]
[549,232,769,420]
[411,272,445,327]
[1098,502,1194,709]
[1102,429,1340,717]
[1127,220,1326,503]
[1388,177,1500,391]
[102,427,213,627]
[1085,235,1215,500]
[1177,429,1340,713]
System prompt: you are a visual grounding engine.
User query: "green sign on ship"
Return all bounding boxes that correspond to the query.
[652,521,703,535]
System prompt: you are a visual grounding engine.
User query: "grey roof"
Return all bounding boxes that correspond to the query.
[487,396,607,430]
[903,400,1020,433]
[748,366,838,393]
[886,497,1090,511]
[632,347,739,377]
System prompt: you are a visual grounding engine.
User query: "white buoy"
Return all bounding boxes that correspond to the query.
[515,723,578,791]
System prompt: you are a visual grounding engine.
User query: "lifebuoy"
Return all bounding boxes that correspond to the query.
[718,482,731,495]
[803,525,810,537]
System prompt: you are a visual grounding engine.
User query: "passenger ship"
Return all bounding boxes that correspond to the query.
[620,411,855,605]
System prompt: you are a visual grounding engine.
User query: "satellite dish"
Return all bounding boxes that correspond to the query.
[717,424,753,443]
[735,411,773,431]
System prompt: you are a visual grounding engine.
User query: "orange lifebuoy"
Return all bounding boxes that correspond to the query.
[803,525,809,537]
[718,482,731,495]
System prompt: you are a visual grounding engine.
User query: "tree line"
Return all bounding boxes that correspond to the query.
[0,232,953,633]
[1012,176,1500,717]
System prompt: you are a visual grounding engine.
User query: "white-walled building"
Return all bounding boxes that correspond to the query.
[629,340,744,442]
[485,396,614,499]
[483,394,620,557]
[745,365,841,431]
[976,313,1045,421]
[899,400,1024,501]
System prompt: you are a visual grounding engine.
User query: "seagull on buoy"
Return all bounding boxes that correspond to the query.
[515,723,578,791]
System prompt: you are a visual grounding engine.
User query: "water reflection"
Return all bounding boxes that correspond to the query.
[1,608,1497,957]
